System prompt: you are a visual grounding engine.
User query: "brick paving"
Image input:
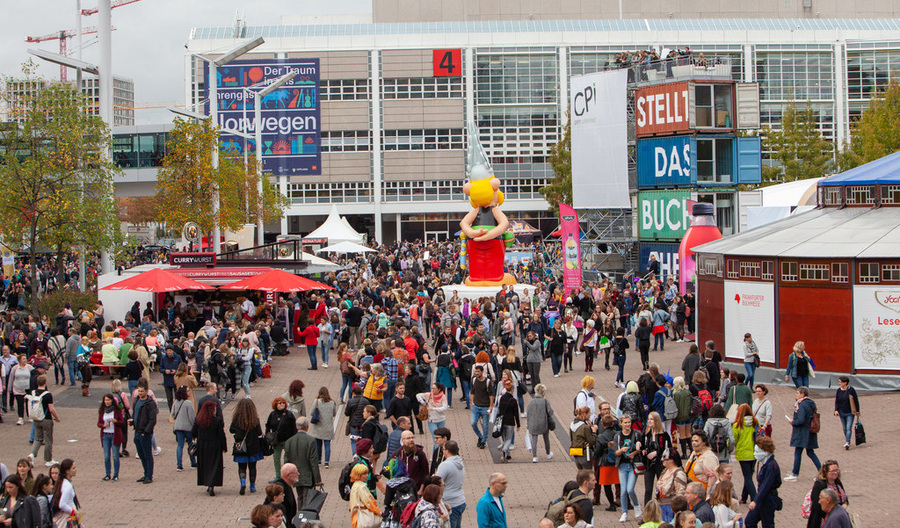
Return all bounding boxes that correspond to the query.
[1,338,894,528]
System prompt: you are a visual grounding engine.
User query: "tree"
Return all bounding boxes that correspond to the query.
[116,196,158,224]
[839,78,900,171]
[761,100,834,184]
[540,111,572,210]
[156,118,287,238]
[0,74,118,314]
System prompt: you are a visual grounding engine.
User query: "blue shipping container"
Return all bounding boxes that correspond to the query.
[637,135,762,188]
[639,242,680,281]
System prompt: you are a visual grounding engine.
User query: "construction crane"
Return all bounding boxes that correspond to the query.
[80,0,144,16]
[25,27,105,81]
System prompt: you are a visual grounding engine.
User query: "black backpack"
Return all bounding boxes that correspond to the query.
[710,422,730,455]
[338,459,359,501]
[372,422,389,454]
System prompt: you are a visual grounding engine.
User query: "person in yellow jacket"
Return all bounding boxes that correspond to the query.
[363,363,387,412]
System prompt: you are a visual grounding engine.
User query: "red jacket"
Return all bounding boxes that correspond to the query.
[298,324,320,346]
[98,406,126,445]
[310,301,327,323]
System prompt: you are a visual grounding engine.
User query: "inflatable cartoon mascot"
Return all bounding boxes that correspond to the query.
[459,122,516,286]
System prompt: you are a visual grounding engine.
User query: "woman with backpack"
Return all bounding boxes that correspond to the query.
[703,404,734,464]
[229,398,264,495]
[618,381,645,432]
[569,406,596,470]
[642,411,673,506]
[309,387,337,469]
[611,327,630,386]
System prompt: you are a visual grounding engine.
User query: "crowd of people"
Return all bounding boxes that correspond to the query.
[0,239,865,528]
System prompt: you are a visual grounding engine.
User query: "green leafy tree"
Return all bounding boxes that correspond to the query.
[761,100,834,184]
[0,74,119,314]
[156,118,288,237]
[839,78,900,170]
[540,111,572,210]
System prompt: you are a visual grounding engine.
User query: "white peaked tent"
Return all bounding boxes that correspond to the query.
[305,205,364,243]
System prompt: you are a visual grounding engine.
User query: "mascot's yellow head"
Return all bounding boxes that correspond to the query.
[463,176,504,209]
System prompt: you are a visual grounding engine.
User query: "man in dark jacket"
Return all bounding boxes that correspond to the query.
[390,430,429,493]
[283,417,321,507]
[159,346,182,412]
[820,488,851,528]
[685,482,715,523]
[785,387,820,481]
[273,463,299,522]
[132,381,158,484]
[570,469,596,525]
[429,427,450,476]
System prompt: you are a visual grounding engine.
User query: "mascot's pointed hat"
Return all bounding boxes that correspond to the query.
[464,121,503,208]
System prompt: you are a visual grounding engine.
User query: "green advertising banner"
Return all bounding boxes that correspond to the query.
[638,190,691,241]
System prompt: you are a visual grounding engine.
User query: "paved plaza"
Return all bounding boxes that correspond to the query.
[1,340,893,528]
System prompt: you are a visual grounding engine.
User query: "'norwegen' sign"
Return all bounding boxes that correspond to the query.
[205,59,321,175]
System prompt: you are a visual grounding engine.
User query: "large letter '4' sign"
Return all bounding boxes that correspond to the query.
[433,49,462,77]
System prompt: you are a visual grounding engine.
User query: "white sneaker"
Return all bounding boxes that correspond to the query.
[134,452,141,459]
[554,374,560,378]
[153,447,162,456]
[323,363,328,369]
[634,510,642,521]
[784,474,798,481]
[26,453,34,462]
[619,512,628,523]
[509,444,515,451]
[45,460,59,467]
[532,456,538,463]
[520,412,527,418]
[16,418,24,425]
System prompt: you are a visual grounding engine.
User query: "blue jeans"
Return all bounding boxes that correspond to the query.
[306,345,317,369]
[427,420,446,450]
[134,432,154,480]
[618,462,639,513]
[653,332,665,350]
[471,405,490,443]
[241,363,252,396]
[316,438,331,464]
[175,430,196,467]
[551,353,562,375]
[30,423,35,443]
[449,503,466,528]
[745,361,756,388]
[460,380,471,408]
[320,341,330,364]
[791,376,809,388]
[791,447,821,476]
[385,379,396,405]
[128,380,139,396]
[838,411,855,444]
[349,427,360,456]
[67,358,79,385]
[102,433,120,478]
[616,359,626,383]
[340,374,353,401]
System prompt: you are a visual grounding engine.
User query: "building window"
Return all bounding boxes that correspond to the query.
[831,263,849,283]
[693,84,734,128]
[740,261,761,278]
[475,53,558,105]
[756,51,834,101]
[859,263,880,283]
[382,77,463,99]
[382,129,465,151]
[695,138,733,184]
[781,261,798,281]
[320,79,370,101]
[321,130,371,152]
[823,186,842,206]
[845,186,874,205]
[883,264,900,281]
[881,185,900,205]
[727,259,738,279]
[799,263,830,281]
[762,260,774,280]
[847,50,900,101]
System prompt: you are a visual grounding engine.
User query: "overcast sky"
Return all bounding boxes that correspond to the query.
[3,0,371,124]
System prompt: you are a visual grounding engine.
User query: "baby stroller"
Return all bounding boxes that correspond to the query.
[292,486,328,527]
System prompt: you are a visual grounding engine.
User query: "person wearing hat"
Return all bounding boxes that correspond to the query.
[352,438,385,497]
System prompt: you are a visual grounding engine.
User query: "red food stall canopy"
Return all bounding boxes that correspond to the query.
[220,268,334,292]
[100,268,212,292]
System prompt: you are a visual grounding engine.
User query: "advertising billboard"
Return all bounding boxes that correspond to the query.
[638,190,692,240]
[205,59,321,175]
[570,69,630,209]
[853,286,900,370]
[559,203,582,293]
[724,281,776,363]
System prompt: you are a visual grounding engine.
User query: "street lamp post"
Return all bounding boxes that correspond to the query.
[195,37,264,255]
[244,71,296,246]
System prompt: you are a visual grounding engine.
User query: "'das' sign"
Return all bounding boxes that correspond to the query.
[634,81,690,137]
[636,136,693,188]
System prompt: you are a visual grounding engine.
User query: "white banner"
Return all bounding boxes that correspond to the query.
[571,69,629,209]
[723,281,775,363]
[853,286,900,370]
